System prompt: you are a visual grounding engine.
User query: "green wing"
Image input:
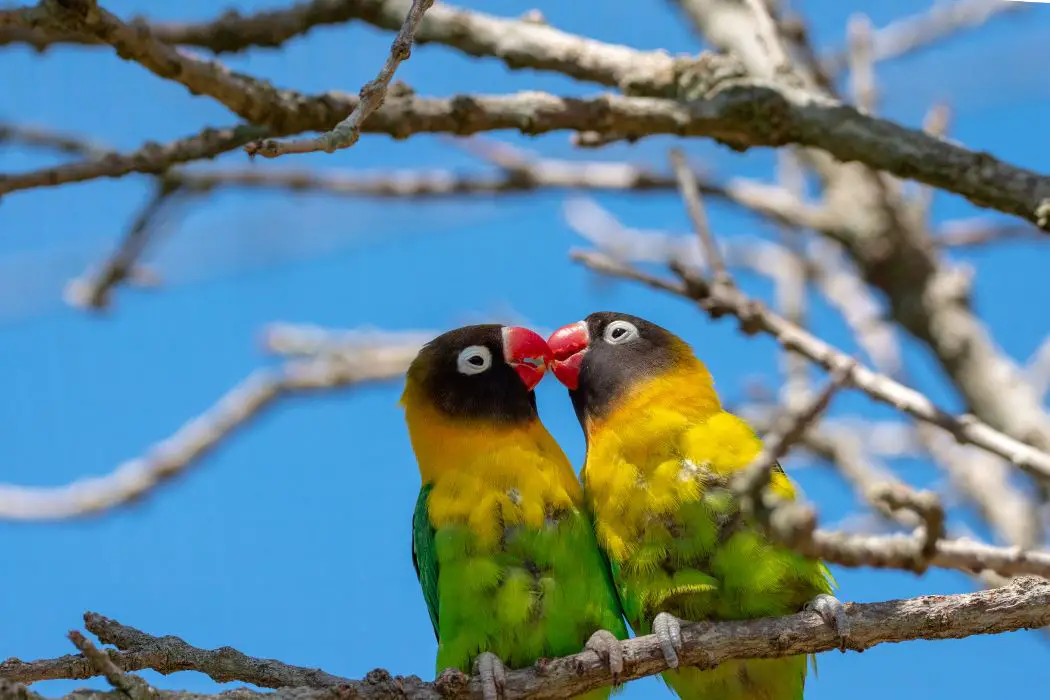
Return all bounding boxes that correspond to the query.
[411,482,440,641]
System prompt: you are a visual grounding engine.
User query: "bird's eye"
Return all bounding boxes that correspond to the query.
[603,320,639,345]
[457,345,493,375]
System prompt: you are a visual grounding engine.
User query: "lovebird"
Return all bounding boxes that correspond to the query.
[546,312,847,700]
[400,324,629,700]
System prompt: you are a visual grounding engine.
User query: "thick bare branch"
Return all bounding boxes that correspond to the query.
[668,0,1050,495]
[805,234,1043,548]
[14,2,1050,230]
[4,578,1050,700]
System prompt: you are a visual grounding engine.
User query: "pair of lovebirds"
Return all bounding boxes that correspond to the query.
[400,311,846,700]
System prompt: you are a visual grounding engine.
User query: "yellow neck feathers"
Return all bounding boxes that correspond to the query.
[401,391,583,547]
[586,357,721,437]
[580,360,723,561]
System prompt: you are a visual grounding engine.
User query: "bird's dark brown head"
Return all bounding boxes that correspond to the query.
[402,324,552,424]
[547,311,700,424]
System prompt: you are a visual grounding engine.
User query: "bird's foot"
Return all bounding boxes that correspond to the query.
[585,628,624,685]
[652,612,685,670]
[473,652,507,700]
[804,594,851,652]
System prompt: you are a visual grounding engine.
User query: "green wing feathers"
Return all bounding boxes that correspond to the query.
[412,482,627,689]
[411,483,440,641]
[596,451,833,700]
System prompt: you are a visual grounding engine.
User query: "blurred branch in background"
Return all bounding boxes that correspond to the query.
[0,334,423,521]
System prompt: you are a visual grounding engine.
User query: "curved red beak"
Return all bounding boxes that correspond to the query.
[501,326,553,391]
[547,321,589,390]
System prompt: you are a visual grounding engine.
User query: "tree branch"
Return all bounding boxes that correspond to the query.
[0,123,266,198]
[0,123,110,158]
[4,577,1050,700]
[572,251,1050,482]
[0,340,420,521]
[1,612,353,688]
[64,176,186,311]
[65,632,150,700]
[819,0,1029,77]
[16,2,1050,231]
[247,0,434,157]
[772,499,1050,578]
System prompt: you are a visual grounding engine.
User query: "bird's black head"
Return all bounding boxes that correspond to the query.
[547,311,698,425]
[402,324,553,424]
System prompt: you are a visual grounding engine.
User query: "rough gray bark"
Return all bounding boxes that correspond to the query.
[3,578,1049,700]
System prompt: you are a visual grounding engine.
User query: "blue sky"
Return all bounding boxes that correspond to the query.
[2,1,1049,698]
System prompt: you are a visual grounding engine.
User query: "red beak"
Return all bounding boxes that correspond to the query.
[501,326,553,391]
[547,321,589,390]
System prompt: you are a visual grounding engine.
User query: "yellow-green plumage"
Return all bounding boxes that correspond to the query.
[554,313,835,700]
[414,482,626,690]
[402,325,628,700]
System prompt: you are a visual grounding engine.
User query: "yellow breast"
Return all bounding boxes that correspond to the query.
[403,398,582,550]
[582,366,796,562]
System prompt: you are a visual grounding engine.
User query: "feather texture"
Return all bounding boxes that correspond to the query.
[404,394,627,698]
[583,362,833,700]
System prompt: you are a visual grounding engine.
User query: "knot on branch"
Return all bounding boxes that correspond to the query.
[674,52,750,102]
[434,668,469,697]
[868,483,946,572]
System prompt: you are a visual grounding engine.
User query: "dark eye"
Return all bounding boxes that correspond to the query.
[468,355,485,366]
[610,327,627,339]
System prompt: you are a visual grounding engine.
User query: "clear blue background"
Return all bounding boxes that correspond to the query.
[2,1,1049,698]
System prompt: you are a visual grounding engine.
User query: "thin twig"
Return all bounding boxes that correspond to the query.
[735,366,853,517]
[0,123,266,198]
[1025,336,1050,402]
[820,0,1030,77]
[935,218,1042,248]
[245,0,435,157]
[0,123,110,158]
[65,632,149,700]
[771,149,813,410]
[846,13,877,114]
[64,177,185,311]
[913,103,952,220]
[669,148,730,287]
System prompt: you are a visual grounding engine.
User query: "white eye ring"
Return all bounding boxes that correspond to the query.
[457,345,493,375]
[603,320,639,345]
